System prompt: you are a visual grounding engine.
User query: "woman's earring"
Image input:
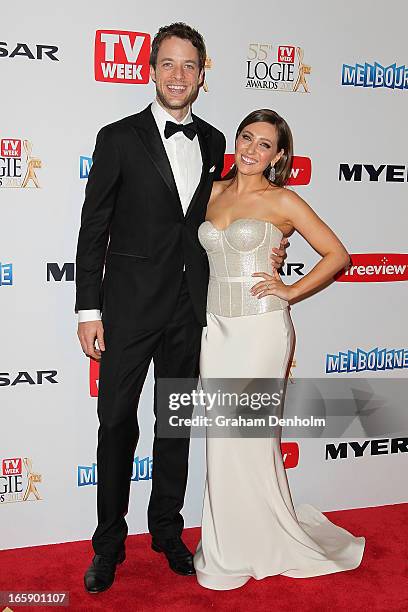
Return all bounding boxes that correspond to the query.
[269,165,276,182]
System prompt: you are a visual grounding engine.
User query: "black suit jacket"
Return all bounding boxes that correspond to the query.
[75,105,226,329]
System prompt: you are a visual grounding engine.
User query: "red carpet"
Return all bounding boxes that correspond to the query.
[0,504,407,612]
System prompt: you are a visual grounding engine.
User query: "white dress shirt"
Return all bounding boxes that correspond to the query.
[78,98,203,323]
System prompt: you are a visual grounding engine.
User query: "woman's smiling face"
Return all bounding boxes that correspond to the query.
[235,121,283,176]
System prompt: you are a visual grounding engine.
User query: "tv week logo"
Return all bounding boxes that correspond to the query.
[94,30,151,84]
[278,46,295,63]
[222,154,311,185]
[2,458,22,475]
[1,139,21,157]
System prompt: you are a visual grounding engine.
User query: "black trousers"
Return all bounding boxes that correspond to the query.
[92,277,202,556]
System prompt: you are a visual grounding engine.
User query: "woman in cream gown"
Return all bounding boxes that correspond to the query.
[193,109,365,590]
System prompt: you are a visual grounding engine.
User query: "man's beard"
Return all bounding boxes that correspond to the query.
[156,84,199,111]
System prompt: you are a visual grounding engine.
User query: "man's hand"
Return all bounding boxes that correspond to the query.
[270,237,289,270]
[77,320,105,361]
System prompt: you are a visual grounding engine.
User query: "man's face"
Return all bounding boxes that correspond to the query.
[150,36,204,112]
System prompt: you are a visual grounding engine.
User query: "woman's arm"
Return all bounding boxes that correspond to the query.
[283,190,350,300]
[252,190,350,302]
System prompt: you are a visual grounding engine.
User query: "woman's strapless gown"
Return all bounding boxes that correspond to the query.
[194,218,365,590]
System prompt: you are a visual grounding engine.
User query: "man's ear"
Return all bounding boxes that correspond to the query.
[198,69,205,88]
[150,65,156,83]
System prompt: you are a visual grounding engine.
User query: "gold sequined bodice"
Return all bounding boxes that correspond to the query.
[198,218,288,317]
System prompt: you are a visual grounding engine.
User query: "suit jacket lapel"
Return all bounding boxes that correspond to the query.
[185,115,212,219]
[132,106,183,217]
[132,107,214,220]
[195,115,210,168]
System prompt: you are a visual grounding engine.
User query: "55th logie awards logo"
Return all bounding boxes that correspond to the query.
[0,138,42,188]
[0,457,42,504]
[245,44,311,92]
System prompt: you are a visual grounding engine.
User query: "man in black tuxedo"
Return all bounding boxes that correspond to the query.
[76,23,287,593]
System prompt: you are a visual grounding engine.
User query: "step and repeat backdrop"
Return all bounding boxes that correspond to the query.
[1,0,407,549]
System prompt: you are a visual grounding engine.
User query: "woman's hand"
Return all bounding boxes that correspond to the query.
[250,269,296,302]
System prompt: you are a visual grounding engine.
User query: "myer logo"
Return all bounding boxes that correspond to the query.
[326,438,408,460]
[339,164,407,182]
[336,254,408,282]
[94,30,151,83]
[47,263,75,282]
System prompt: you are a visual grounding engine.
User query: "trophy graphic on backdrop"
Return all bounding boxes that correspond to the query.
[203,56,212,92]
[21,140,42,188]
[293,47,311,93]
[22,458,42,501]
[288,357,296,382]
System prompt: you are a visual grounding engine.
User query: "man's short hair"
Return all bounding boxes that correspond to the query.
[150,22,206,72]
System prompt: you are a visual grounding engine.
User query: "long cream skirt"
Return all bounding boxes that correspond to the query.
[194,309,365,590]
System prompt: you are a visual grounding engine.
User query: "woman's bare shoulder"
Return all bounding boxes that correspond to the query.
[209,179,232,202]
[266,185,308,211]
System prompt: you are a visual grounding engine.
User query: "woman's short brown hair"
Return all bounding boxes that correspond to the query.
[225,109,294,187]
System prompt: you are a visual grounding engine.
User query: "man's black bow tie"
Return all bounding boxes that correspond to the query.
[164,121,197,140]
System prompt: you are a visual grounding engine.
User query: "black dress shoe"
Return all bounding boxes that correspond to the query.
[151,536,195,576]
[84,549,126,593]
